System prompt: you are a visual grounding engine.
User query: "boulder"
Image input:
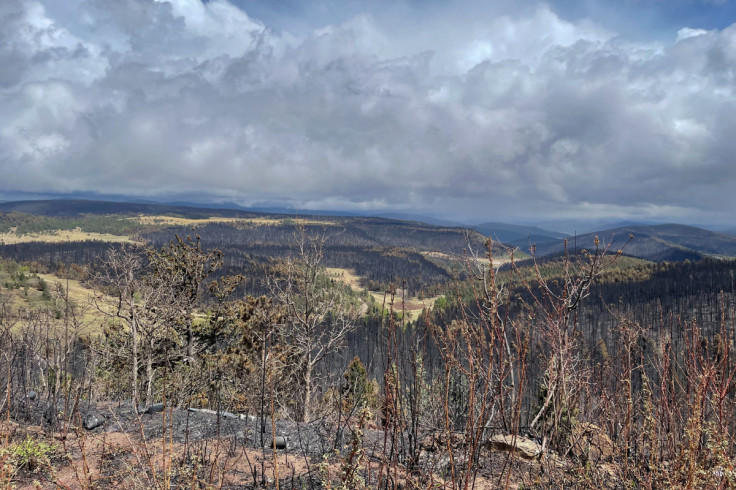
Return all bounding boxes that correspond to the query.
[486,434,541,459]
[142,403,165,414]
[569,423,614,462]
[420,434,440,452]
[187,408,240,419]
[272,436,288,450]
[83,414,106,430]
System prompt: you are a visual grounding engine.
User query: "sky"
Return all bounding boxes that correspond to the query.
[2,0,736,226]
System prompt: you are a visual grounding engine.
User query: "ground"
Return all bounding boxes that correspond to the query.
[0,401,612,489]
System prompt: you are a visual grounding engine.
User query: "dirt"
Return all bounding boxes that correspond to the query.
[2,402,599,489]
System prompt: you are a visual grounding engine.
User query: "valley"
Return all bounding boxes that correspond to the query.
[1,199,736,489]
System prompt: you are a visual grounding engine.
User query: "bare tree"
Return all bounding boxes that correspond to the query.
[524,236,631,454]
[94,236,221,407]
[93,245,147,407]
[270,224,358,422]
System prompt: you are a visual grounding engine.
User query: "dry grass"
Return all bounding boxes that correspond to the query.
[134,215,334,227]
[422,250,513,266]
[0,215,337,247]
[325,267,363,290]
[376,288,443,319]
[325,267,442,319]
[36,273,109,327]
[0,228,138,245]
[0,270,111,333]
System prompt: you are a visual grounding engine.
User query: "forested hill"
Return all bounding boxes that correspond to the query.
[0,199,490,296]
[474,221,566,244]
[521,223,736,261]
[4,199,736,293]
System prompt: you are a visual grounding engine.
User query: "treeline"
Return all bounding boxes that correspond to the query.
[0,240,121,276]
[0,237,451,298]
[144,219,482,255]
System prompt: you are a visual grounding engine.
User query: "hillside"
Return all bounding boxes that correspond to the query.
[3,201,736,489]
[474,221,566,244]
[0,199,491,297]
[523,223,736,261]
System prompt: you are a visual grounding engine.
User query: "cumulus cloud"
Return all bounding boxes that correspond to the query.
[1,0,736,223]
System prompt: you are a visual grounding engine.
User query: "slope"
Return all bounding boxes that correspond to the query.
[524,224,736,261]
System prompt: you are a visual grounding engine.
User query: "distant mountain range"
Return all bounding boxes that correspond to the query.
[526,224,736,262]
[0,199,258,218]
[2,199,736,263]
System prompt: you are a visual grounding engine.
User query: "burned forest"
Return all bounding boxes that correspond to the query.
[0,203,735,489]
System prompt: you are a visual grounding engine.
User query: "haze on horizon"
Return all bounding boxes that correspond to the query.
[2,0,736,225]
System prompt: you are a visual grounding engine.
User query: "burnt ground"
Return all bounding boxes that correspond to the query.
[1,400,611,489]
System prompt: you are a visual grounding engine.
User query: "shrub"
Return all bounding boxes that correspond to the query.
[0,436,56,473]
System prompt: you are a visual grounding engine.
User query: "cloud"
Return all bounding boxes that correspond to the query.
[1,0,736,223]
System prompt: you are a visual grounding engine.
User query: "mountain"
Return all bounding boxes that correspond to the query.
[531,219,657,235]
[371,213,467,228]
[474,222,567,244]
[527,224,736,262]
[0,199,269,218]
[0,198,454,222]
[5,200,736,263]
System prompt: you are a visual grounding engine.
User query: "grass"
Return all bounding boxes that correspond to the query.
[0,265,111,333]
[0,215,337,247]
[422,250,515,266]
[325,267,442,319]
[133,215,335,227]
[325,267,363,289]
[0,228,138,245]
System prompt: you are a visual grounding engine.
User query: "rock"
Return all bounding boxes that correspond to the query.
[187,408,240,419]
[420,434,439,452]
[569,423,614,462]
[419,432,463,452]
[271,436,288,450]
[486,434,541,459]
[83,414,106,430]
[143,403,165,414]
[436,454,468,475]
[26,391,36,401]
[422,432,466,451]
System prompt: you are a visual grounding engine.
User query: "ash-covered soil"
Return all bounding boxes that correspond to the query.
[6,399,599,489]
[18,398,385,456]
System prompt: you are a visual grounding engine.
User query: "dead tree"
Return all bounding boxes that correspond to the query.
[94,236,221,407]
[270,224,358,422]
[524,235,631,453]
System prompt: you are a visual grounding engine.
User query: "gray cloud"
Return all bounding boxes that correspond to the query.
[1,0,736,224]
